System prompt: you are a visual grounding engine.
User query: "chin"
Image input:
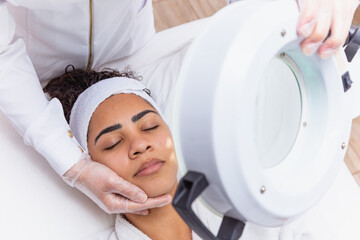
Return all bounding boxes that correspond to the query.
[134,161,179,198]
[141,176,178,198]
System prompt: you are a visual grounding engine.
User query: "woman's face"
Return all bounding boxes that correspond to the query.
[87,93,178,198]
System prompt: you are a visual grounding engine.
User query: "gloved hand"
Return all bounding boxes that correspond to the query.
[63,153,172,214]
[297,0,359,59]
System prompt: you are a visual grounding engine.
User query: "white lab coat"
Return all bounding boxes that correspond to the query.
[0,0,154,175]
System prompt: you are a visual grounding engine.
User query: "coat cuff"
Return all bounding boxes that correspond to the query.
[23,98,85,176]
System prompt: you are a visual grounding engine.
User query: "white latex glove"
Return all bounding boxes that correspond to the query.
[297,0,359,59]
[63,153,172,214]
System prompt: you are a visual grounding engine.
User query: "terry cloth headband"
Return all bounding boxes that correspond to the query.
[69,77,164,152]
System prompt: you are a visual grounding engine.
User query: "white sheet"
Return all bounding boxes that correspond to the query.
[0,109,115,240]
[315,161,360,240]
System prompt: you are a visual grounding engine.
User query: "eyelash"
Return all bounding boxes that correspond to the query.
[144,125,159,131]
[103,125,159,151]
[104,140,121,151]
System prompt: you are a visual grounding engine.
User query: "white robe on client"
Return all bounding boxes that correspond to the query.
[86,201,210,240]
[87,199,335,240]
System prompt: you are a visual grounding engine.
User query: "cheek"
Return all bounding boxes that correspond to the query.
[108,156,132,180]
[90,148,134,182]
[155,130,177,171]
[159,132,178,179]
[154,129,175,153]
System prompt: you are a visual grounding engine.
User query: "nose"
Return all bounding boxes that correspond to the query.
[129,135,153,159]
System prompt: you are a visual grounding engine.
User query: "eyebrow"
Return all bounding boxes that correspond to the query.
[94,110,157,145]
[95,124,122,144]
[131,110,157,123]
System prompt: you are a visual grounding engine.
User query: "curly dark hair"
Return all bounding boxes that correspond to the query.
[44,65,145,122]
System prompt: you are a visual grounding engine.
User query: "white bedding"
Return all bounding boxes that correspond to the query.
[0,109,115,240]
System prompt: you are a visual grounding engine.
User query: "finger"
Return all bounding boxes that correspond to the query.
[126,194,172,212]
[301,8,333,55]
[297,0,317,37]
[318,0,355,59]
[318,15,349,59]
[108,176,148,203]
[132,210,150,216]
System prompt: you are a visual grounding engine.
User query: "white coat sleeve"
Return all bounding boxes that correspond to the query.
[0,1,83,175]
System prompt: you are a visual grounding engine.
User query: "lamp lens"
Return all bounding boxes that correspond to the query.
[255,57,302,168]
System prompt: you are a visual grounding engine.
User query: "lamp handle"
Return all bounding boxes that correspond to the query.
[344,24,360,62]
[173,171,245,240]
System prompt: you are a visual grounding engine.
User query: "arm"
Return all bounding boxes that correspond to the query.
[0,1,171,213]
[0,1,81,175]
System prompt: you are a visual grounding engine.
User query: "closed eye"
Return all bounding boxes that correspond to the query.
[104,140,122,150]
[144,125,159,131]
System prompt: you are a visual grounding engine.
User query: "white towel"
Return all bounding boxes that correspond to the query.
[69,77,165,152]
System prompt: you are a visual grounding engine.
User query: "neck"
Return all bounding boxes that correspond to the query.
[124,183,192,240]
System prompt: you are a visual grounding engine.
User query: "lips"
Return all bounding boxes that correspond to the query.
[134,159,165,177]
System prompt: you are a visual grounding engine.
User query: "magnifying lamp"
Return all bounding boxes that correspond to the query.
[171,0,357,239]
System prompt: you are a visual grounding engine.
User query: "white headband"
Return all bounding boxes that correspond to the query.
[69,77,164,152]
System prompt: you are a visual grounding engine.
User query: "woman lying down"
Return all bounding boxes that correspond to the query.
[44,67,335,240]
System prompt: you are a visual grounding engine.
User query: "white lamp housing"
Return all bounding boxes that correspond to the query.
[173,0,352,228]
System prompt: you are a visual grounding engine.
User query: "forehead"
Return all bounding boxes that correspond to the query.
[99,93,154,112]
[90,93,155,125]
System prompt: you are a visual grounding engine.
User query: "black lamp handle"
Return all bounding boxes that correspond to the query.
[344,24,360,62]
[173,171,245,240]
